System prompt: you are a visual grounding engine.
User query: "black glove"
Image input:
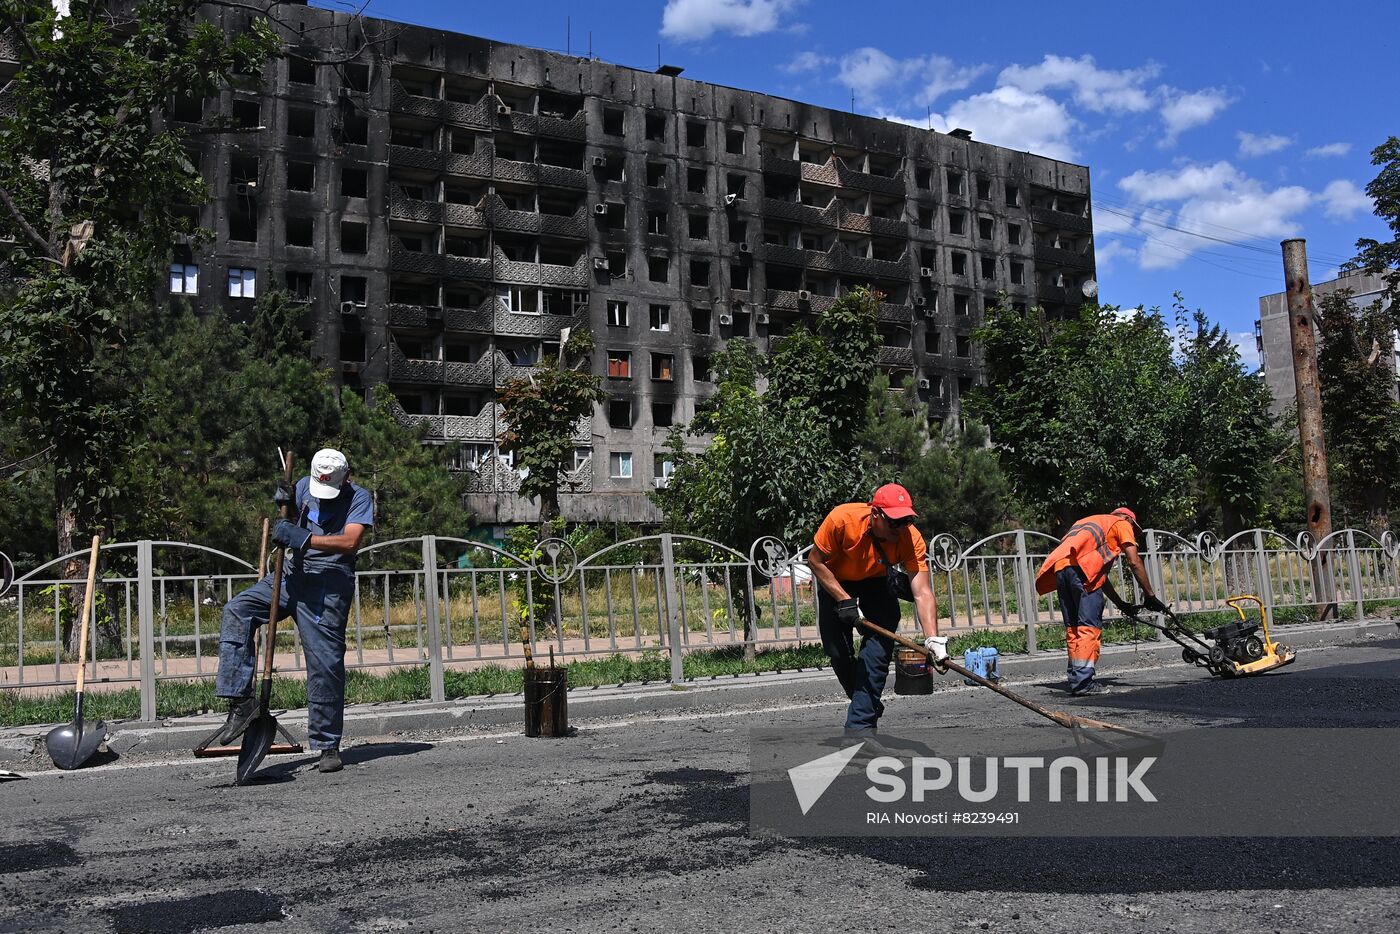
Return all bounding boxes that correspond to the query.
[271,519,312,553]
[834,598,860,626]
[273,480,294,510]
[1143,594,1169,614]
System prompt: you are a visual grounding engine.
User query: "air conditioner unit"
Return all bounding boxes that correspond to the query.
[723,193,738,206]
[797,290,811,302]
[919,267,935,278]
[497,104,513,116]
[922,307,938,318]
[918,378,931,389]
[592,203,608,215]
[591,155,608,168]
[913,296,926,307]
[718,313,733,325]
[233,182,258,197]
[756,312,770,324]
[340,301,366,314]
[592,256,610,270]
[737,242,751,254]
[652,477,670,489]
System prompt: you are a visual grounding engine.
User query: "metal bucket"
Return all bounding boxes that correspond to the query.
[523,667,570,737]
[893,647,933,695]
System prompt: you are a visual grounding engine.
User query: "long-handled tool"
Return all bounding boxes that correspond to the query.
[858,618,1157,752]
[1104,582,1296,678]
[234,453,299,784]
[45,535,108,770]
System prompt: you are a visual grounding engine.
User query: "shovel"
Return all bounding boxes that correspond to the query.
[858,618,1158,752]
[45,534,107,770]
[236,453,296,785]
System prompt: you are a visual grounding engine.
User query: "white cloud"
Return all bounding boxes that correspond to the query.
[1319,179,1373,220]
[660,0,800,41]
[828,48,985,109]
[1094,239,1137,273]
[1237,131,1291,157]
[1117,162,1311,270]
[997,54,1160,113]
[1158,87,1232,143]
[1307,142,1351,158]
[783,50,831,74]
[940,86,1078,162]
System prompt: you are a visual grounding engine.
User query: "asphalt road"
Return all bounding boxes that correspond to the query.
[3,636,1399,934]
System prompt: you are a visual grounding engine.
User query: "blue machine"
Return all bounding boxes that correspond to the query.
[962,647,1000,685]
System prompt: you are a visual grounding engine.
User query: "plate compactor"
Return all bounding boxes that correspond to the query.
[1133,594,1296,678]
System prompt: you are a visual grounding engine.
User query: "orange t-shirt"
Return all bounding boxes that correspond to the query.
[1034,513,1137,595]
[812,502,929,582]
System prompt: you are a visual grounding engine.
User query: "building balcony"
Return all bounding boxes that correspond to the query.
[387,342,445,383]
[493,155,587,189]
[877,346,916,367]
[443,98,493,129]
[0,29,21,63]
[389,143,446,172]
[389,242,446,276]
[797,156,905,197]
[1031,206,1092,234]
[760,242,907,280]
[492,247,589,288]
[443,201,488,229]
[389,189,444,224]
[444,148,494,179]
[487,95,587,141]
[482,194,587,238]
[389,80,444,120]
[1033,245,1094,269]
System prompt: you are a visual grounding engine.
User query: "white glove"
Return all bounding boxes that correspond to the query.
[924,635,949,662]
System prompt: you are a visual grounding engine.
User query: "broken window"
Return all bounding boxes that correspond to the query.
[725,127,745,154]
[646,162,667,188]
[647,256,668,283]
[607,350,631,379]
[651,353,674,381]
[608,400,631,427]
[647,210,667,235]
[980,256,995,278]
[686,120,705,147]
[688,213,709,239]
[340,220,367,254]
[948,211,966,236]
[687,167,706,193]
[691,307,712,334]
[954,293,970,316]
[287,106,316,138]
[607,300,628,328]
[649,305,670,332]
[978,217,994,241]
[287,161,315,191]
[689,259,710,285]
[285,215,314,248]
[976,176,992,200]
[645,111,666,141]
[951,252,967,276]
[288,57,316,85]
[726,174,746,199]
[341,167,367,198]
[652,403,674,429]
[730,265,749,290]
[602,107,624,136]
[946,171,963,195]
[285,270,314,301]
[233,98,260,129]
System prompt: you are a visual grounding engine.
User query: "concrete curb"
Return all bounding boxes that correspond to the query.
[2,617,1395,764]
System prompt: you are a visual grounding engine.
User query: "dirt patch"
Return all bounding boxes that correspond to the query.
[106,888,283,933]
[0,840,79,874]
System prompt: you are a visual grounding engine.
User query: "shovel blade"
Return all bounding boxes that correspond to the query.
[45,719,107,770]
[235,712,278,785]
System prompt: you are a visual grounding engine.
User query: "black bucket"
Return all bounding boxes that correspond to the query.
[893,647,933,695]
[523,667,569,737]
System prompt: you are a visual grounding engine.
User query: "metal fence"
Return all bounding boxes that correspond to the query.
[3,527,1398,720]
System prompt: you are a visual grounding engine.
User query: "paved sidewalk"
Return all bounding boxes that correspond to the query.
[3,617,1392,766]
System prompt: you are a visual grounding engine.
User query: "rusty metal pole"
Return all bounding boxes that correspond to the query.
[1281,239,1336,619]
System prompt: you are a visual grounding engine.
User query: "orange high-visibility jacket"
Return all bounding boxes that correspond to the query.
[1034,514,1137,596]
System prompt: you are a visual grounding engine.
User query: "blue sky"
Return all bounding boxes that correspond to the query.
[333,0,1396,368]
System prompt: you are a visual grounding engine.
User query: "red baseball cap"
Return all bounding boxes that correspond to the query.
[1112,506,1139,525]
[871,483,917,520]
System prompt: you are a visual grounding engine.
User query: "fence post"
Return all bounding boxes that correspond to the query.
[1014,530,1038,654]
[421,535,446,703]
[136,540,157,722]
[660,533,684,684]
[1143,529,1167,642]
[1345,530,1365,622]
[1252,530,1276,623]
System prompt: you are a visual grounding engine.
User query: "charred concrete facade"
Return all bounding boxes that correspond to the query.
[3,3,1097,524]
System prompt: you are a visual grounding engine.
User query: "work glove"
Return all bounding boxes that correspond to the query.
[834,598,860,626]
[273,480,295,511]
[271,519,312,554]
[923,635,949,662]
[1143,594,1169,614]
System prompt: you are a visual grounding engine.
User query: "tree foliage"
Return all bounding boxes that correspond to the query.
[0,0,279,560]
[651,287,884,548]
[496,329,606,525]
[970,298,1284,533]
[1316,289,1400,535]
[855,375,1013,543]
[1346,136,1400,311]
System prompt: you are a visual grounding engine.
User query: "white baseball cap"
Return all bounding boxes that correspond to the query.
[308,448,349,499]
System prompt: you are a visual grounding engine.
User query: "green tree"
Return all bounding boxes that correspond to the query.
[970,302,1193,531]
[1346,136,1400,310]
[652,287,884,548]
[855,374,1013,543]
[1174,302,1289,535]
[1315,289,1400,535]
[0,0,278,563]
[496,329,606,528]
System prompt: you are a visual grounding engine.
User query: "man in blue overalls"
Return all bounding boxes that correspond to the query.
[214,449,374,773]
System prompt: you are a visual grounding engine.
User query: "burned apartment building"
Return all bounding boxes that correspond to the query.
[1,2,1096,525]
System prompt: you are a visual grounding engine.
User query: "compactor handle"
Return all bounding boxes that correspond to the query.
[1225,594,1264,622]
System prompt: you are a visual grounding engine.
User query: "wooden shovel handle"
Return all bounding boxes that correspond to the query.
[73,534,101,695]
[857,617,1154,741]
[262,453,296,683]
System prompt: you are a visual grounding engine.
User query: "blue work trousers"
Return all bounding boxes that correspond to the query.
[817,576,902,732]
[1055,566,1105,693]
[216,567,353,750]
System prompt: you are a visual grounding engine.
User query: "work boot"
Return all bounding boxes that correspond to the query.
[1071,681,1111,697]
[214,697,258,746]
[317,749,343,773]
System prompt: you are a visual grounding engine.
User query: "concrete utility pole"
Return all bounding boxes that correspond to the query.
[1281,238,1336,618]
